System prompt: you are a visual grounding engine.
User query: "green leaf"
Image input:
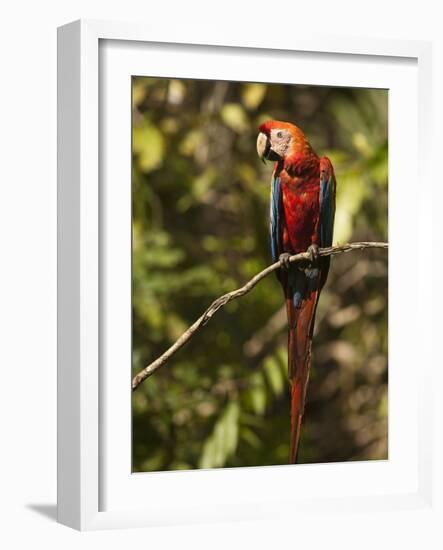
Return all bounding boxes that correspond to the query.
[221,103,249,133]
[334,171,369,243]
[246,372,267,415]
[133,122,165,172]
[241,83,266,110]
[263,356,284,396]
[240,426,261,449]
[198,401,240,469]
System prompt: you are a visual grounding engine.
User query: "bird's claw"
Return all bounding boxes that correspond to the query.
[279,253,291,270]
[307,244,320,264]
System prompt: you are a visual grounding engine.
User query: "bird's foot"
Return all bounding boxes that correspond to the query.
[279,253,291,270]
[307,244,320,265]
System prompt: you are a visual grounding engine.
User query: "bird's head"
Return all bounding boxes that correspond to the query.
[256,120,308,163]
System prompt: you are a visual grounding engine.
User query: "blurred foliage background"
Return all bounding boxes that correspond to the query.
[132,77,388,472]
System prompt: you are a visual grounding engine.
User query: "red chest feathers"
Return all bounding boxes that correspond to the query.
[280,173,320,253]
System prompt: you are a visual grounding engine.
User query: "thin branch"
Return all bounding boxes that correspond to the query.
[132,241,388,390]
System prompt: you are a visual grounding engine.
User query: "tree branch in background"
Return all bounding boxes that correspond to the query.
[132,241,388,391]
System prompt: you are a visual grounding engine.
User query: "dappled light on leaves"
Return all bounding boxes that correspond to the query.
[132,78,388,471]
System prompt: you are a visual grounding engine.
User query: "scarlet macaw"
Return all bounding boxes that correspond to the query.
[257,120,336,463]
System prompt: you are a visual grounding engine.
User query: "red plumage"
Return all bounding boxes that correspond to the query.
[257,120,336,462]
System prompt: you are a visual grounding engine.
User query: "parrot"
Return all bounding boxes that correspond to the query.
[256,120,336,463]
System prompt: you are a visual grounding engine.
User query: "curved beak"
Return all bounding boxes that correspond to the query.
[257,132,280,163]
[256,132,270,164]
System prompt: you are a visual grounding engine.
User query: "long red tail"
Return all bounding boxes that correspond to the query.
[286,291,319,463]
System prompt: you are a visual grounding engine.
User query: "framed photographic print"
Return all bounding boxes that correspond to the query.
[57,19,433,530]
[130,76,389,471]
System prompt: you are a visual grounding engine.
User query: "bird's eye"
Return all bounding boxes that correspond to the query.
[277,131,283,138]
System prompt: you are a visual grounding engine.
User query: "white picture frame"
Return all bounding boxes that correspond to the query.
[57,19,433,531]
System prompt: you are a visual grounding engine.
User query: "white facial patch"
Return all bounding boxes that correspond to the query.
[270,128,291,158]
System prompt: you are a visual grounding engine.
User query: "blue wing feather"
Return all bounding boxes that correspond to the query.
[270,175,282,262]
[319,165,336,248]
